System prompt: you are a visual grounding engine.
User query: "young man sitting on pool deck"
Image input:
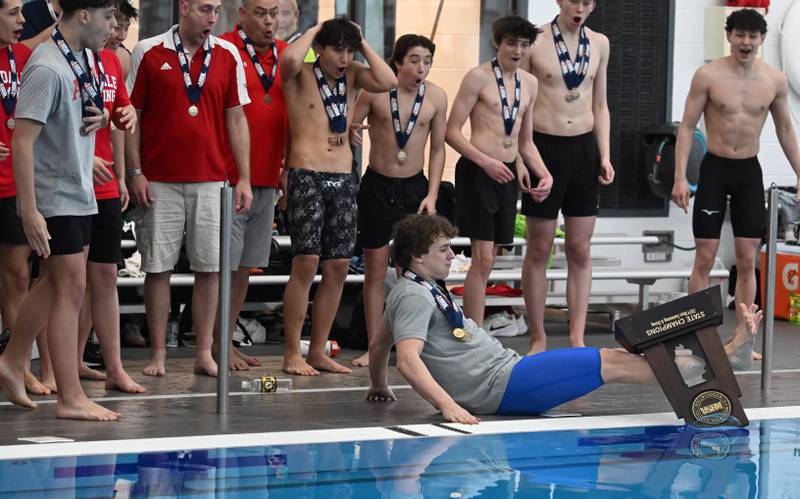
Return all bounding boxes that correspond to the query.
[370,214,762,424]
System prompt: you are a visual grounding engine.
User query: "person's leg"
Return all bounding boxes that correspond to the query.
[306,258,351,374]
[353,245,390,368]
[0,264,51,408]
[688,238,720,293]
[47,248,120,421]
[136,181,186,377]
[0,244,31,338]
[725,237,761,369]
[462,240,496,326]
[563,216,596,348]
[191,271,219,377]
[0,243,48,395]
[77,286,105,380]
[522,217,558,354]
[282,254,321,375]
[87,262,145,392]
[213,267,257,371]
[142,272,171,376]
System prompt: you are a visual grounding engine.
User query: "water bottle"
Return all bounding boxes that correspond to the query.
[166,316,179,348]
[241,375,292,393]
[299,339,340,357]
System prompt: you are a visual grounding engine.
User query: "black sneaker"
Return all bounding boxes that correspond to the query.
[83,342,105,369]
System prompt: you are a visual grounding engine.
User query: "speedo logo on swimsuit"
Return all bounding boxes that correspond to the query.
[322,180,342,188]
[700,209,721,216]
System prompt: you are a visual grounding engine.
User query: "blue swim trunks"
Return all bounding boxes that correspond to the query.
[496,347,604,415]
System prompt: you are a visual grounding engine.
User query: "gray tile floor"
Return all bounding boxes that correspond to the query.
[2,307,799,446]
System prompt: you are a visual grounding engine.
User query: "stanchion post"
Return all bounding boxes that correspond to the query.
[761,185,778,392]
[217,182,233,414]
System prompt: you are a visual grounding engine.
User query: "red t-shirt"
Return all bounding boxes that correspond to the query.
[93,48,131,200]
[219,29,288,188]
[0,43,32,198]
[128,28,249,183]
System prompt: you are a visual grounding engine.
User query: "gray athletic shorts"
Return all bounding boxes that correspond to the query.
[231,187,277,268]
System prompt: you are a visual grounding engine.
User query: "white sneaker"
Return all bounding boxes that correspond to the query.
[484,312,519,337]
[515,314,528,335]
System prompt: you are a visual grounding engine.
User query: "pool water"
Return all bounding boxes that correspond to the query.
[2,418,799,498]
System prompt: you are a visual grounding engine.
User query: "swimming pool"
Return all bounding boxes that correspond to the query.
[2,412,799,498]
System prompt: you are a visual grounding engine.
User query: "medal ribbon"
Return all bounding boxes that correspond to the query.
[312,59,347,134]
[52,27,104,114]
[491,58,520,138]
[0,47,18,117]
[237,27,278,95]
[46,0,58,22]
[551,16,590,91]
[173,27,212,105]
[403,269,464,329]
[390,83,426,151]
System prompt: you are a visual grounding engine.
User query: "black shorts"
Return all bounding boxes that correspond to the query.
[46,215,92,256]
[88,198,122,264]
[357,167,428,249]
[692,153,765,239]
[287,168,357,261]
[0,196,27,246]
[455,156,518,244]
[521,131,600,219]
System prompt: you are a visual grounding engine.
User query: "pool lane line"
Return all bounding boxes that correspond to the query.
[385,426,428,437]
[433,423,473,434]
[3,405,799,462]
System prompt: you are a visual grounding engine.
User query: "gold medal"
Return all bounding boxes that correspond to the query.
[5,118,14,130]
[452,328,467,341]
[328,134,344,147]
[263,94,272,105]
[503,137,513,149]
[188,105,199,117]
[565,90,580,103]
[397,150,407,162]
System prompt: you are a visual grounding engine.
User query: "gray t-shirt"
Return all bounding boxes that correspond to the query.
[385,277,520,414]
[16,41,97,218]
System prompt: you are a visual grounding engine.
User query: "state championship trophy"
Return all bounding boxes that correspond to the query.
[615,285,748,426]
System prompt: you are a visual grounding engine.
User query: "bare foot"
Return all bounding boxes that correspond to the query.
[282,354,320,376]
[55,398,120,421]
[79,362,107,381]
[307,353,352,374]
[351,352,369,367]
[527,338,546,356]
[233,346,262,367]
[0,358,37,408]
[227,354,250,371]
[193,353,218,377]
[142,351,166,377]
[24,370,51,396]
[105,370,146,394]
[41,373,57,393]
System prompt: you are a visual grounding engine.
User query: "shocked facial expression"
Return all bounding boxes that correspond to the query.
[494,36,531,70]
[0,0,24,47]
[557,0,596,30]
[180,0,221,46]
[239,0,278,48]
[726,29,764,64]
[396,46,433,87]
[317,44,355,80]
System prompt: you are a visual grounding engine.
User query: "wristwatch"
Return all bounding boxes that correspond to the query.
[127,168,143,177]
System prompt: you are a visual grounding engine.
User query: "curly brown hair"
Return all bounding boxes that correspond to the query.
[390,214,458,269]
